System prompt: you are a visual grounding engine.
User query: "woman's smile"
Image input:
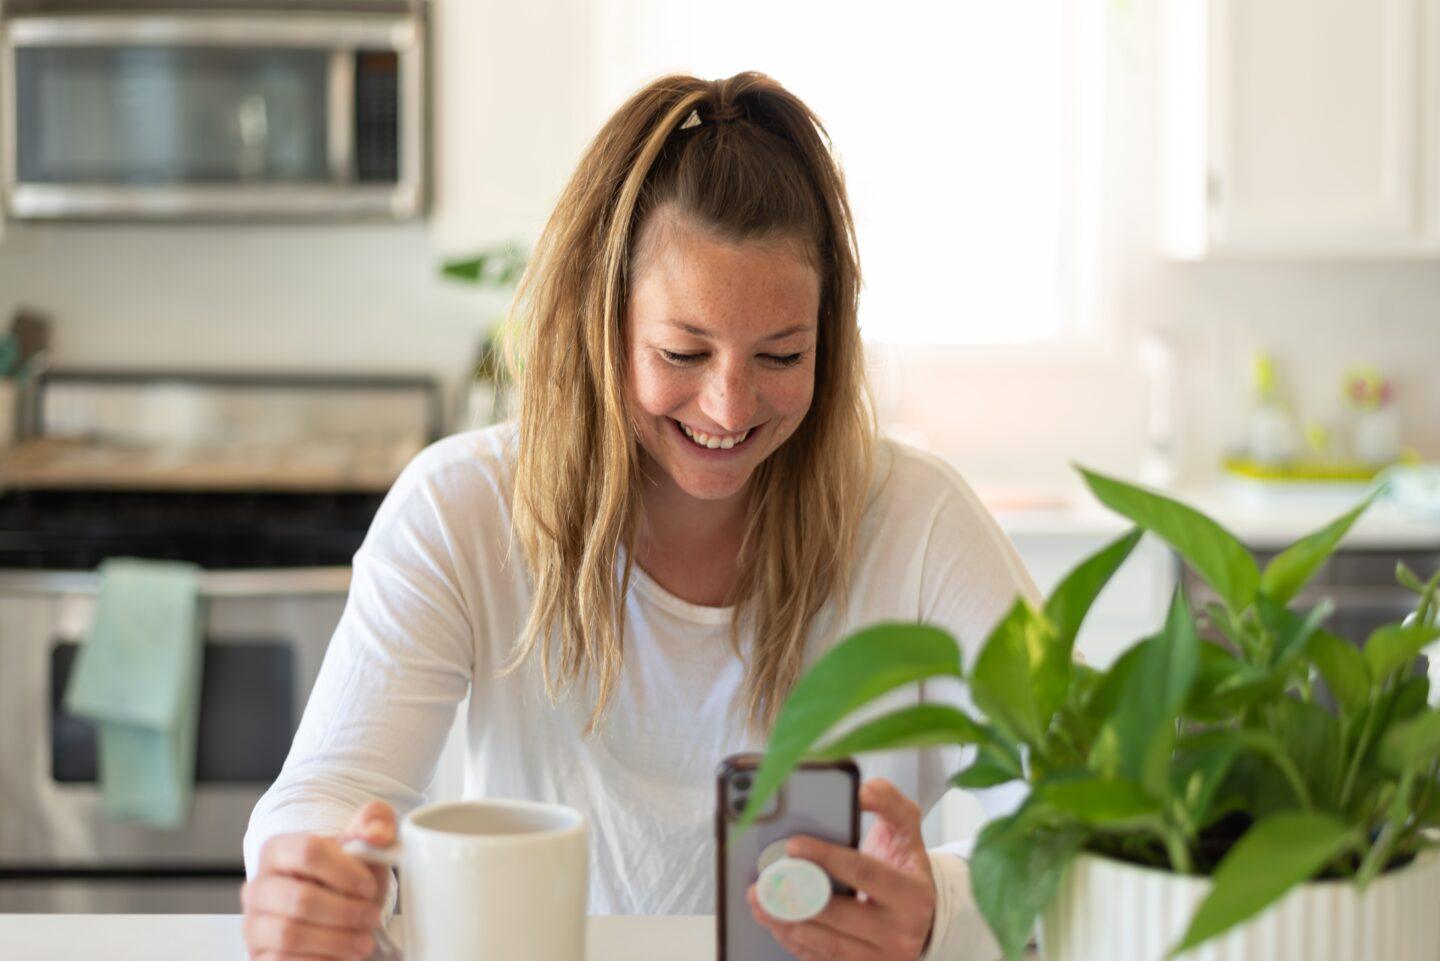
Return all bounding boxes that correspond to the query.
[669,417,765,456]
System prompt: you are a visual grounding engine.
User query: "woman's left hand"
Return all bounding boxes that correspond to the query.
[748,778,937,961]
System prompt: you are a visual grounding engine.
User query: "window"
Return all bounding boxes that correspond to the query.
[588,1,1105,346]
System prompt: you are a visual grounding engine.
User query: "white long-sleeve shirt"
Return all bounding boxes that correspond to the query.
[244,424,1040,960]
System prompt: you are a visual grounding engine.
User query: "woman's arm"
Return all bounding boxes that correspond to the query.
[914,468,1043,961]
[242,464,478,880]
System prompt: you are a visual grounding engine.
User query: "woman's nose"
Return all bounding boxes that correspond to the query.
[700,362,758,433]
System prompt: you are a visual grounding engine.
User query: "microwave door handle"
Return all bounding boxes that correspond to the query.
[328,50,356,184]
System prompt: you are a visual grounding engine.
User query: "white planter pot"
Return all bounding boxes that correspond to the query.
[1039,848,1440,961]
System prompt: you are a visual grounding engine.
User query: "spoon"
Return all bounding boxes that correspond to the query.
[342,838,404,961]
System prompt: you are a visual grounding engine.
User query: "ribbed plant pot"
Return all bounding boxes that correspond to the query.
[1038,848,1440,961]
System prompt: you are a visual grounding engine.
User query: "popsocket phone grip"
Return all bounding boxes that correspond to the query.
[755,838,831,922]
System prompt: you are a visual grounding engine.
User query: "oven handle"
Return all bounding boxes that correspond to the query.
[0,567,352,598]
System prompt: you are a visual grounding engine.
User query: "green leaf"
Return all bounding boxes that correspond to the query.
[1380,708,1440,773]
[1081,642,1146,723]
[1172,743,1240,832]
[1306,629,1370,717]
[1044,527,1143,659]
[810,705,985,759]
[1179,728,1314,811]
[1079,467,1259,613]
[1172,813,1359,955]
[970,599,1065,747]
[741,622,963,833]
[1187,642,1280,721]
[1272,698,1344,807]
[442,255,486,282]
[1260,495,1375,605]
[1097,583,1200,795]
[1202,602,1253,655]
[1363,622,1440,681]
[1257,594,1334,668]
[970,813,1084,961]
[1397,561,1427,594]
[1038,776,1163,826]
[951,754,1022,789]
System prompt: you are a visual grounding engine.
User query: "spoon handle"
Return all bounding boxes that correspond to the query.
[341,839,404,961]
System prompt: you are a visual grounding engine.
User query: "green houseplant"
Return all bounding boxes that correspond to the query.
[441,243,528,428]
[743,467,1440,960]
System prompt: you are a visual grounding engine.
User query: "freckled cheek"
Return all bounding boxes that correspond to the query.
[631,363,693,418]
[766,370,816,424]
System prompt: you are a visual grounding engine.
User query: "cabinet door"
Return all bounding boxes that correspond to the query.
[1209,0,1420,250]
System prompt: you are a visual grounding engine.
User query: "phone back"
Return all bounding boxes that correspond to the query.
[716,755,859,961]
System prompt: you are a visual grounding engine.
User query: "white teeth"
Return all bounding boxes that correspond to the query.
[677,421,751,450]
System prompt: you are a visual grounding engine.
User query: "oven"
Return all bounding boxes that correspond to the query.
[0,567,348,912]
[1,0,428,220]
[0,368,442,912]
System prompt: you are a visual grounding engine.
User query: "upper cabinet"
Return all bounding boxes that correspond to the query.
[1162,0,1440,258]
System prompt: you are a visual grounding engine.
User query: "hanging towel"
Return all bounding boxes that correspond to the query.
[63,558,204,829]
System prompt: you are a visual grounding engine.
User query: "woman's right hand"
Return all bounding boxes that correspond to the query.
[241,800,398,961]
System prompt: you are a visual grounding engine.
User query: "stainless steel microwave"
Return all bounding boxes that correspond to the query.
[0,1,427,220]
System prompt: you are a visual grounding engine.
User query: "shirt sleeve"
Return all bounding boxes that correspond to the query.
[910,462,1043,961]
[242,461,477,881]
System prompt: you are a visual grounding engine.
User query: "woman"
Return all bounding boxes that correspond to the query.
[241,72,1037,961]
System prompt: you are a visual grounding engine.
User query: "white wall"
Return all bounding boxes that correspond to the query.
[1,0,1436,485]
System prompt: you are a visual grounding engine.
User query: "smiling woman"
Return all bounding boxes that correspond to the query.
[243,72,1040,961]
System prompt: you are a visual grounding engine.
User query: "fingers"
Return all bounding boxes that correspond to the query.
[859,778,924,838]
[257,834,377,901]
[344,800,397,847]
[784,835,927,909]
[241,876,381,930]
[748,886,880,961]
[242,909,374,960]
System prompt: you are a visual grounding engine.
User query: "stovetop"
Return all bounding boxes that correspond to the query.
[0,488,384,570]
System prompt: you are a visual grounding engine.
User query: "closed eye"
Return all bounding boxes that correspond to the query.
[658,350,806,367]
[764,353,804,367]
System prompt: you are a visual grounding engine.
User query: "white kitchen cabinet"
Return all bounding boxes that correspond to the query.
[1162,0,1440,258]
[426,0,597,252]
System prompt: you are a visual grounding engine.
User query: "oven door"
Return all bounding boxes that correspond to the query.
[0,568,348,912]
[1,9,424,219]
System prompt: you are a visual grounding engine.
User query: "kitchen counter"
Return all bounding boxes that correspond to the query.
[988,486,1440,550]
[0,914,1025,960]
[0,914,711,961]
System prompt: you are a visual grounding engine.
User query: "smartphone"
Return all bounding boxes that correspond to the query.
[716,753,860,961]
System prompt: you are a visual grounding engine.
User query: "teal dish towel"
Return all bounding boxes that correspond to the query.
[63,559,205,829]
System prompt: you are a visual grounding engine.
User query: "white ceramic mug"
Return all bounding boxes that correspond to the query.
[347,799,589,961]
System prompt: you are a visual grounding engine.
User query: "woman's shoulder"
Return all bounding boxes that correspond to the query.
[384,421,519,512]
[868,435,985,518]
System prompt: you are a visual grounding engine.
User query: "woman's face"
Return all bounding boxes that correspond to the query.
[625,212,820,507]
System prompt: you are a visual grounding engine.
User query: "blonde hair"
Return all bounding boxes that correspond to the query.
[506,72,875,733]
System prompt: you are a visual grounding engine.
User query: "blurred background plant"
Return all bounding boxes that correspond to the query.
[440,242,528,430]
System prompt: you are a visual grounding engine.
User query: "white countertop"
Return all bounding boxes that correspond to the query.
[0,913,1033,960]
[989,486,1440,550]
[0,914,712,961]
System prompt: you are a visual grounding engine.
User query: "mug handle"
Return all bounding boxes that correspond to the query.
[341,839,405,961]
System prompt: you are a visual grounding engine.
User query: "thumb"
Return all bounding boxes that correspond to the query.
[344,800,398,847]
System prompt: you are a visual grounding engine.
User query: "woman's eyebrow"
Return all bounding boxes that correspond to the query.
[664,321,813,341]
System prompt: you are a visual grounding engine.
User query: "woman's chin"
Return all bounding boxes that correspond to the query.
[664,463,756,503]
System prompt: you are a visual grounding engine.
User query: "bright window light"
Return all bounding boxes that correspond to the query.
[588,1,1105,346]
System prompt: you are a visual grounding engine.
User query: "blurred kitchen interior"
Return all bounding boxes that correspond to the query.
[3,0,1440,913]
[2,0,1438,495]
